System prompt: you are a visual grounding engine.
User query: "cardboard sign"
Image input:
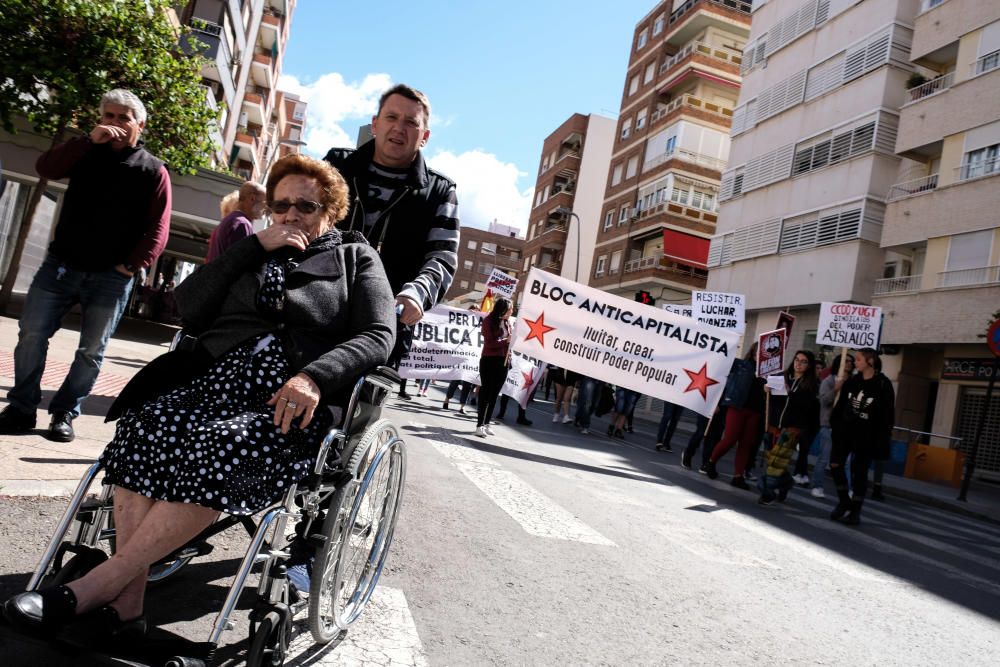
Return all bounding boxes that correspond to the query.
[692,290,746,333]
[512,269,739,418]
[757,328,786,377]
[776,311,795,349]
[816,302,883,348]
[485,267,518,299]
[663,304,694,318]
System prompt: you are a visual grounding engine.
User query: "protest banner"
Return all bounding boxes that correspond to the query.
[502,351,546,409]
[757,328,786,377]
[480,267,519,313]
[816,302,882,348]
[776,311,795,349]
[512,269,739,418]
[398,305,485,383]
[663,303,693,318]
[692,290,746,333]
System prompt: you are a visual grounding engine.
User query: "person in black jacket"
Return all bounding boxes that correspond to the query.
[323,84,460,375]
[2,154,396,636]
[829,348,895,525]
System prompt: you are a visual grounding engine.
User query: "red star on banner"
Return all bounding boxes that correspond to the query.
[521,369,535,389]
[683,363,719,400]
[522,312,556,347]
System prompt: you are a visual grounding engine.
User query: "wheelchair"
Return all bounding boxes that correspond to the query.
[21,364,407,667]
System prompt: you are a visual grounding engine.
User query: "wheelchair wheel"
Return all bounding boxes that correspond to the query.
[247,610,291,667]
[308,419,405,642]
[147,555,194,584]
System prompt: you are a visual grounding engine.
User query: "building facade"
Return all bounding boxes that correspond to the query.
[521,113,615,297]
[444,224,526,310]
[873,0,1000,479]
[590,0,751,308]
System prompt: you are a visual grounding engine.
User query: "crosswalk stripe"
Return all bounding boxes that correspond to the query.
[880,527,1000,570]
[283,586,428,666]
[418,423,616,546]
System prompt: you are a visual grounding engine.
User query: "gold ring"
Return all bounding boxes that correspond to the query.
[279,397,288,402]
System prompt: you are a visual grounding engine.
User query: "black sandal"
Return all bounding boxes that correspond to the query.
[2,585,77,633]
[75,605,148,643]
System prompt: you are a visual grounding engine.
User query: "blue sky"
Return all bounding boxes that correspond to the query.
[279,0,658,233]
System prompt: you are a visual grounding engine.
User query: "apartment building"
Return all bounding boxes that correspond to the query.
[444,224,526,310]
[521,113,615,295]
[183,0,301,181]
[706,0,917,345]
[590,0,751,306]
[873,0,1000,479]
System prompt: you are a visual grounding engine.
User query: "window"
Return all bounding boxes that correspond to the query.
[652,15,664,36]
[960,143,999,180]
[609,251,622,274]
[636,29,648,50]
[626,156,638,179]
[534,190,543,207]
[467,240,477,250]
[946,230,993,271]
[604,210,614,230]
[690,190,716,212]
[478,262,494,275]
[644,63,655,84]
[792,120,878,177]
[619,206,630,225]
[636,108,648,130]
[671,187,689,205]
[481,242,497,255]
[621,118,631,140]
[460,280,469,289]
[628,75,639,96]
[595,256,607,276]
[611,164,623,186]
[463,260,473,270]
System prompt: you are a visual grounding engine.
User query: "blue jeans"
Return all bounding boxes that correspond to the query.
[656,401,683,445]
[575,378,599,428]
[810,427,833,488]
[9,256,134,417]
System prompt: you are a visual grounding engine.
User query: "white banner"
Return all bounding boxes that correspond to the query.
[816,302,882,348]
[692,290,745,333]
[399,305,545,408]
[485,267,518,299]
[512,269,739,418]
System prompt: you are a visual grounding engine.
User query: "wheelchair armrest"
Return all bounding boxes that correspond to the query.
[170,330,199,352]
[365,366,401,393]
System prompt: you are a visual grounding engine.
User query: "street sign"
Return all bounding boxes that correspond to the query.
[988,319,1000,357]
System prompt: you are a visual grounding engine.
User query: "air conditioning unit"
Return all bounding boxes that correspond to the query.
[882,259,912,279]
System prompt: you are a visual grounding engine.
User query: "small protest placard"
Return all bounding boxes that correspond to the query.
[663,303,694,318]
[692,290,746,333]
[757,328,786,377]
[765,374,787,396]
[816,302,882,348]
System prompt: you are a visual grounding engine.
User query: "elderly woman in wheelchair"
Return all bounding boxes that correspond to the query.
[3,154,396,647]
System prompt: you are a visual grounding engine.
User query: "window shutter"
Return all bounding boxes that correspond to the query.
[816,0,830,25]
[731,104,747,135]
[849,121,875,155]
[842,41,867,81]
[874,112,898,153]
[806,52,844,100]
[708,235,726,267]
[719,169,737,201]
[864,30,891,70]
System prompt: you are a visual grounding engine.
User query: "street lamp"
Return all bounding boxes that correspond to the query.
[553,207,582,283]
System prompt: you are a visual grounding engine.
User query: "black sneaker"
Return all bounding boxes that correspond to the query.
[47,411,75,442]
[777,486,789,502]
[730,476,750,490]
[613,429,625,439]
[397,392,413,400]
[655,443,673,453]
[705,460,719,480]
[698,463,709,475]
[830,501,850,521]
[681,451,693,469]
[0,405,36,434]
[758,494,775,506]
[516,417,533,426]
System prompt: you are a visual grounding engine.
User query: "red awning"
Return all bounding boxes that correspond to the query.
[663,229,709,268]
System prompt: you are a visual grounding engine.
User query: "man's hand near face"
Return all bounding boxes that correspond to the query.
[90,124,129,145]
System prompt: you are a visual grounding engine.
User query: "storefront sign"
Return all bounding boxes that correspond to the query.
[942,358,997,382]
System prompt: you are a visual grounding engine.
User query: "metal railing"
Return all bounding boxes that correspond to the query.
[956,157,999,182]
[937,265,1000,288]
[972,50,1000,77]
[893,426,961,450]
[643,147,727,172]
[650,94,733,124]
[873,275,921,295]
[669,0,751,27]
[906,71,954,103]
[624,256,660,273]
[659,41,742,75]
[887,173,938,201]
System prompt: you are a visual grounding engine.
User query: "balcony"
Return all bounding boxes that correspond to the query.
[887,174,938,201]
[666,0,751,47]
[634,200,718,230]
[873,275,922,295]
[883,167,999,246]
[658,41,741,92]
[904,71,954,105]
[939,265,1000,289]
[643,147,726,173]
[592,257,707,289]
[251,50,275,89]
[649,94,733,130]
[243,85,269,125]
[260,11,282,51]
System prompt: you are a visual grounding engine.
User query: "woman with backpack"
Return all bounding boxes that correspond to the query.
[704,343,766,489]
[829,348,895,525]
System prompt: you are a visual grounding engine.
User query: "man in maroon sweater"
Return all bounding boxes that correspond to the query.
[0,89,171,442]
[205,180,265,262]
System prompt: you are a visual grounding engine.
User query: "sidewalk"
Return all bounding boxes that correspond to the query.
[2,314,998,525]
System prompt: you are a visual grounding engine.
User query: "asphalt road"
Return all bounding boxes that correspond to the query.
[2,390,999,665]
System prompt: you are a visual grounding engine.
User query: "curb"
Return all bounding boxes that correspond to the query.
[882,484,1000,527]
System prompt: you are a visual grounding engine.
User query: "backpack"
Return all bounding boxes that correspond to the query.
[720,358,755,409]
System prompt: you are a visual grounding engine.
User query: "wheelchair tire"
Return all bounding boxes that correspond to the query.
[247,610,291,667]
[147,555,194,584]
[308,419,405,643]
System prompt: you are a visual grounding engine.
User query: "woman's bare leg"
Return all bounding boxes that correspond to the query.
[66,498,218,614]
[104,488,154,619]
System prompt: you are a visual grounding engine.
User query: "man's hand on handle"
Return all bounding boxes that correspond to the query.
[395,295,423,325]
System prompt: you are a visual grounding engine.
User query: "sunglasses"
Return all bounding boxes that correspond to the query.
[268,199,322,214]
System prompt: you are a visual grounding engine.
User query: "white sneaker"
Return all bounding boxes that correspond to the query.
[475,426,487,437]
[484,425,495,436]
[562,415,573,424]
[810,486,825,498]
[580,428,589,435]
[552,413,560,423]
[794,474,810,485]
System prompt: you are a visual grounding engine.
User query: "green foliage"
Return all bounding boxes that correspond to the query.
[0,0,217,174]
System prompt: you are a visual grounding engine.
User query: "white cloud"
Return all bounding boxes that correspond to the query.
[278,72,533,235]
[277,72,391,155]
[428,150,533,236]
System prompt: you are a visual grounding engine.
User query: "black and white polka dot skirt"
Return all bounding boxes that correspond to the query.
[100,334,333,516]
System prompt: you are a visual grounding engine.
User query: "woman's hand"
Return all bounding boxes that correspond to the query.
[267,373,321,433]
[257,224,311,252]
